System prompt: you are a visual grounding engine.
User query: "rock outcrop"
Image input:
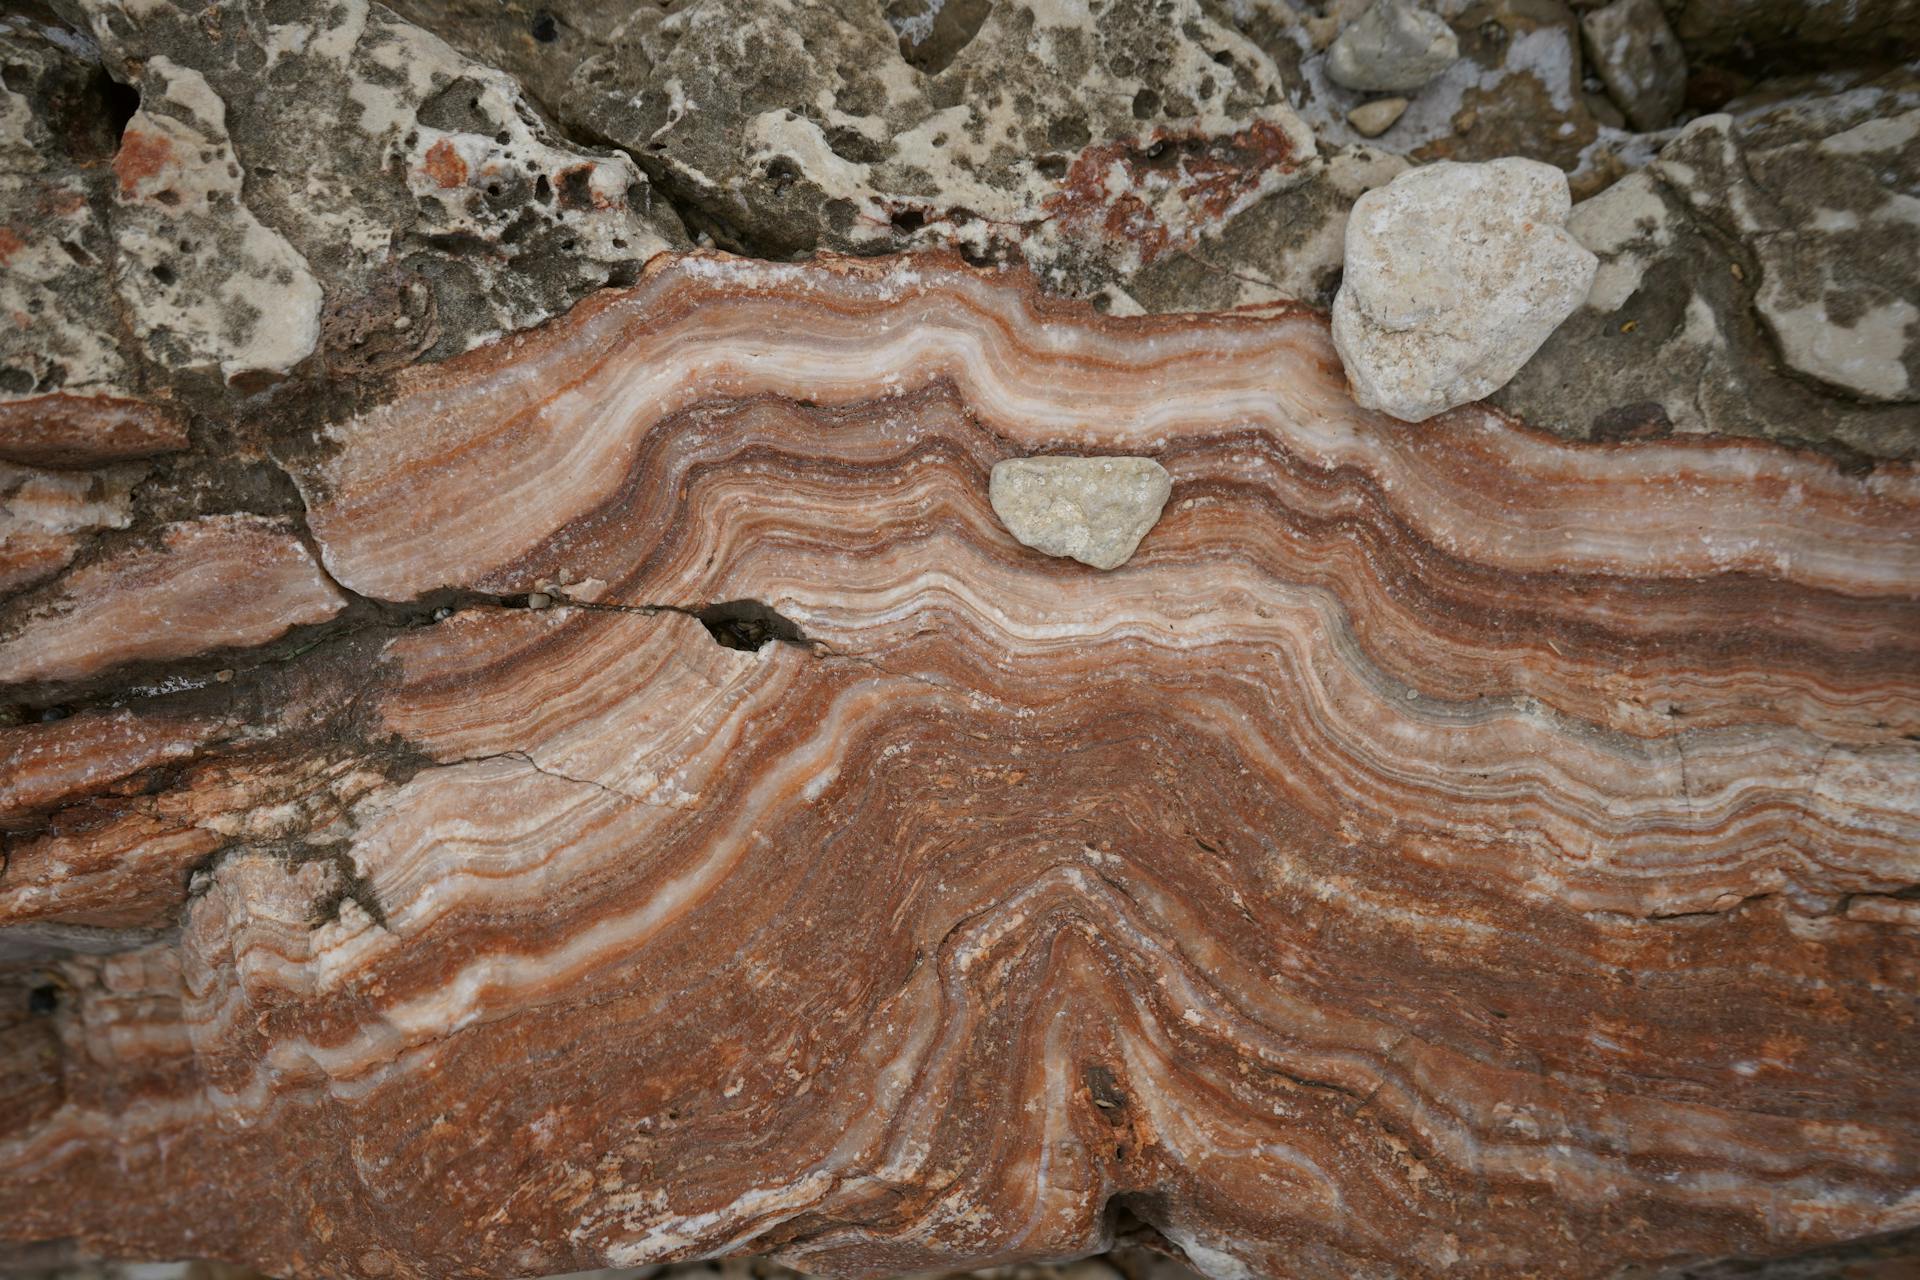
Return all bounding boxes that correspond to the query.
[1494,74,1920,457]
[3,255,1917,1280]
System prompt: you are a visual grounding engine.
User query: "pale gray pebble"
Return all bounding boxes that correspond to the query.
[1325,0,1459,94]
[989,457,1173,571]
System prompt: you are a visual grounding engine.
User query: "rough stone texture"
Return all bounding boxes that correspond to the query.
[53,0,683,378]
[387,0,1327,313]
[0,513,346,686]
[3,3,1920,1277]
[1580,0,1686,131]
[1332,157,1598,421]
[1494,73,1920,456]
[1325,0,1459,93]
[0,10,149,406]
[1664,0,1920,75]
[0,1252,1200,1280]
[1268,0,1636,199]
[3,253,1918,1280]
[988,456,1172,570]
[0,460,143,596]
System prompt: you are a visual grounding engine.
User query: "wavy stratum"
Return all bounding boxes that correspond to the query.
[1,252,1917,1279]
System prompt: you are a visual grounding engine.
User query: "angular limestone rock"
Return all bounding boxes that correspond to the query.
[1331,157,1597,422]
[989,456,1172,570]
[1325,0,1459,93]
[1580,0,1687,132]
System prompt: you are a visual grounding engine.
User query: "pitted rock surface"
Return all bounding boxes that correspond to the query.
[1493,73,1920,457]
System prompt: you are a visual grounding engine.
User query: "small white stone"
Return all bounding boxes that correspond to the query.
[1326,0,1458,94]
[1348,98,1410,138]
[1331,158,1598,422]
[989,456,1172,571]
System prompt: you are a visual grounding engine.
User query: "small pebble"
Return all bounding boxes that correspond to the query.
[527,592,553,609]
[1348,98,1410,137]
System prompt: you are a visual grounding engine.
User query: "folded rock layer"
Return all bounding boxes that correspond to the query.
[2,253,1917,1280]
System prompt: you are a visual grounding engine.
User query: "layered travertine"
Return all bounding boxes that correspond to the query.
[2,253,1917,1280]
[0,514,346,686]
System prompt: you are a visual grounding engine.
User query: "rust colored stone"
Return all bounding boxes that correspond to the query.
[0,254,1916,1280]
[1046,119,1304,266]
[111,127,175,197]
[0,394,190,468]
[421,139,468,190]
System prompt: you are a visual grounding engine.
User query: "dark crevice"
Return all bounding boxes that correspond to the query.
[100,74,139,140]
[693,598,809,651]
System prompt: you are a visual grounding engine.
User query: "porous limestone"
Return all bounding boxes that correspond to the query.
[988,456,1172,571]
[1331,157,1597,422]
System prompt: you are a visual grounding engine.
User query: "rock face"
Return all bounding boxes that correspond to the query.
[36,0,683,384]
[989,457,1172,570]
[4,254,1918,1280]
[0,514,345,687]
[1325,0,1459,93]
[1493,75,1920,456]
[387,0,1336,313]
[1332,157,1597,421]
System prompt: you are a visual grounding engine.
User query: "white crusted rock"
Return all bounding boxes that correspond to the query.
[989,456,1172,571]
[1325,0,1459,94]
[1331,158,1598,422]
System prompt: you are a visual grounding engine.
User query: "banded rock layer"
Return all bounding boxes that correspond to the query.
[2,254,1918,1279]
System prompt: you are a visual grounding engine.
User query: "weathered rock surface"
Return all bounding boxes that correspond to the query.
[989,456,1172,570]
[3,254,1918,1280]
[388,0,1328,312]
[1325,0,1459,93]
[0,513,345,686]
[1273,0,1632,198]
[0,11,149,408]
[1579,0,1686,132]
[1494,74,1920,456]
[42,0,683,381]
[1332,157,1597,421]
[1665,0,1920,76]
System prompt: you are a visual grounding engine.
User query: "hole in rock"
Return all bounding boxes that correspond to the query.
[531,10,559,42]
[762,155,801,192]
[28,985,59,1015]
[890,206,926,233]
[100,72,140,143]
[696,600,808,652]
